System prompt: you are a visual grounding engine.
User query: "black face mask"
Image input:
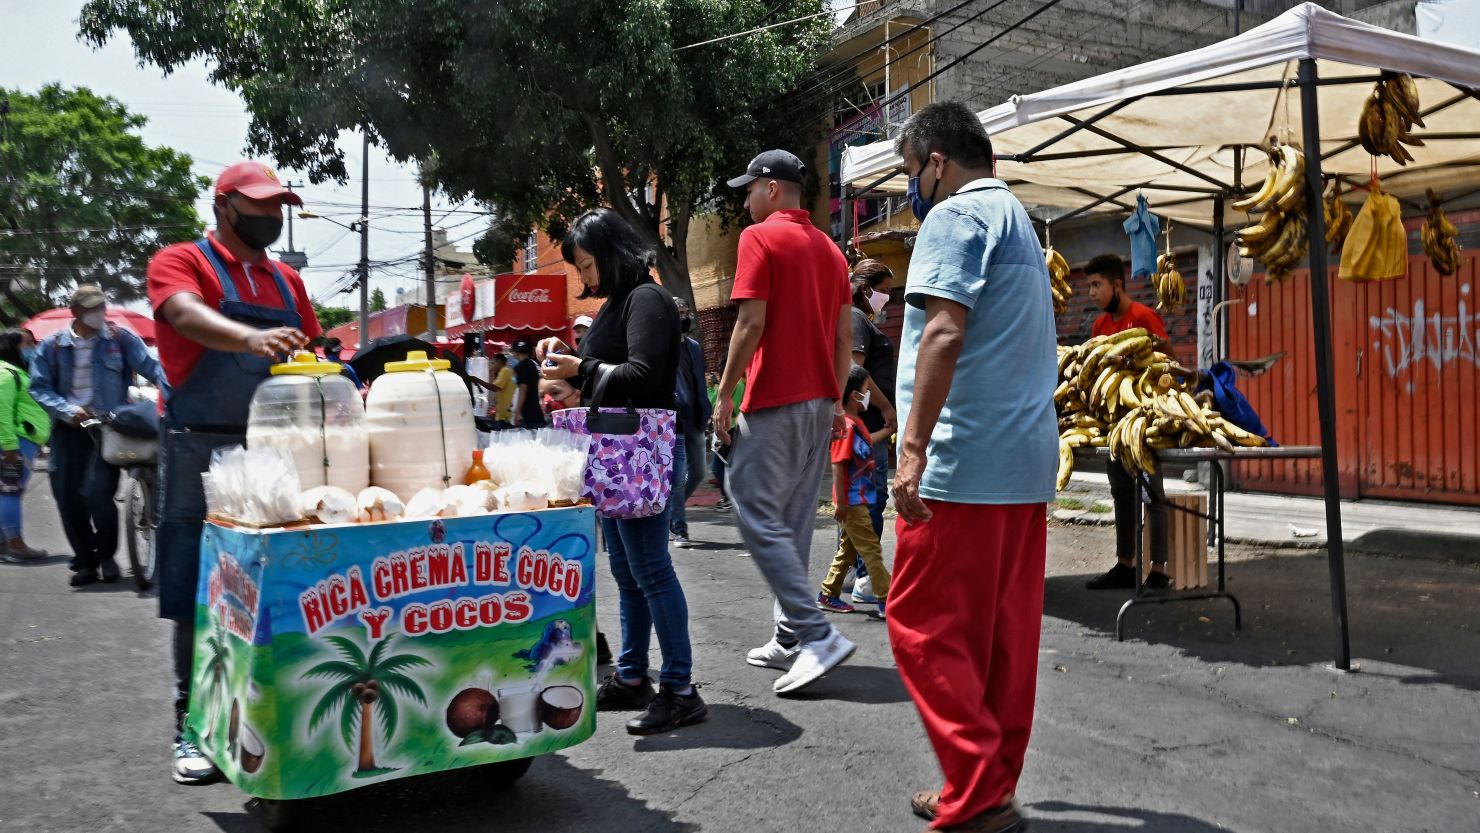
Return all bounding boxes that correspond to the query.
[226,199,283,250]
[681,317,693,334]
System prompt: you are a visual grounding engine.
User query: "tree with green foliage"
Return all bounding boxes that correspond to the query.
[79,1,840,306]
[369,287,387,312]
[0,84,207,323]
[313,303,355,331]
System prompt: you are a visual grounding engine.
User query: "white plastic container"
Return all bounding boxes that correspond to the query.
[246,352,369,493]
[365,351,476,501]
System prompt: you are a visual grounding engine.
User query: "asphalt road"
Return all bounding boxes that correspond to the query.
[1,475,1477,833]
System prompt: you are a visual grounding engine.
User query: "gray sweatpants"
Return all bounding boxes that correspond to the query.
[727,398,835,646]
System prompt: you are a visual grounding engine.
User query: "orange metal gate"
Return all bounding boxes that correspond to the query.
[1228,243,1480,507]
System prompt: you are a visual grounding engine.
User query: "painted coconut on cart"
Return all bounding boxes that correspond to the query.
[185,507,598,800]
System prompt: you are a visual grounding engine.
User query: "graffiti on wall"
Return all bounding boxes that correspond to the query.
[1368,284,1480,388]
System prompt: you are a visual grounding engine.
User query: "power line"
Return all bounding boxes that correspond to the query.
[675,2,868,51]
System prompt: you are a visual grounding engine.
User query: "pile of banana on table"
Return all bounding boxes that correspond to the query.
[1055,329,1268,490]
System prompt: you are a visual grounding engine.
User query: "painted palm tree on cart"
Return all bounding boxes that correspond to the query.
[199,618,232,741]
[306,634,431,776]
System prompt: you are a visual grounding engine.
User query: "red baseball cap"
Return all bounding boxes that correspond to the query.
[215,161,303,205]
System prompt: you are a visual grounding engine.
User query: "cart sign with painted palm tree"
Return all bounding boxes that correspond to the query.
[306,634,431,777]
[198,618,232,741]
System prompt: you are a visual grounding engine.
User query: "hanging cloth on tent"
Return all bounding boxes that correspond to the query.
[1122,194,1162,279]
[1196,361,1277,446]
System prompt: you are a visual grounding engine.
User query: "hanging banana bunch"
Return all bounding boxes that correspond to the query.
[1324,182,1354,256]
[1153,224,1186,314]
[1233,144,1309,284]
[1357,73,1425,166]
[1421,188,1462,276]
[1053,333,1264,490]
[1045,247,1072,314]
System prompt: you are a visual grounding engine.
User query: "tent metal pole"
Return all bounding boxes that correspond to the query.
[1146,74,1382,97]
[1298,58,1352,672]
[1212,195,1226,363]
[1057,116,1235,191]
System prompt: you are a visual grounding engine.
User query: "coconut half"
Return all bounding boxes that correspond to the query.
[539,685,584,730]
[227,699,241,755]
[239,724,265,774]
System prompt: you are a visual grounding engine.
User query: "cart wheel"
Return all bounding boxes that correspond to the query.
[253,798,300,833]
[483,756,534,787]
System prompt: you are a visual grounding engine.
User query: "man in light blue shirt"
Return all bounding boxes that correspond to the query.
[886,101,1057,833]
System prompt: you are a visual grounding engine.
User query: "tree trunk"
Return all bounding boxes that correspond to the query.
[356,699,376,772]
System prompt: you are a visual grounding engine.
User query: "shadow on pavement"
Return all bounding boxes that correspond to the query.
[632,703,801,752]
[1026,801,1228,832]
[775,662,911,705]
[201,755,698,833]
[1044,547,1480,691]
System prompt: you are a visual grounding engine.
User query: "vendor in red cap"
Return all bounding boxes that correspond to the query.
[146,160,321,785]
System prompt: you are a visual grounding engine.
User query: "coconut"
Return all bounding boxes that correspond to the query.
[539,685,584,730]
[445,688,498,738]
[239,724,265,774]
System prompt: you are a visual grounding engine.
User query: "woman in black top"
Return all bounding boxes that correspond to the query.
[848,259,899,543]
[537,208,705,735]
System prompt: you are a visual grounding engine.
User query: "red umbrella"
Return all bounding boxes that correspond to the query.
[22,307,157,344]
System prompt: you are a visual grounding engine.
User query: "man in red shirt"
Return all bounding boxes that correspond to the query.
[148,160,320,785]
[1083,253,1171,592]
[713,149,855,695]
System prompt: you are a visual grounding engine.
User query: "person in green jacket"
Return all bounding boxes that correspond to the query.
[0,328,52,561]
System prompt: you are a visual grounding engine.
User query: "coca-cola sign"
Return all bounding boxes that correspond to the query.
[508,287,552,303]
[492,273,567,331]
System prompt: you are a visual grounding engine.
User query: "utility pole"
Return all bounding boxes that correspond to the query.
[423,178,438,339]
[357,133,370,348]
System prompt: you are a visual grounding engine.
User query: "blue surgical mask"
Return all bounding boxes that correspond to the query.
[908,173,942,221]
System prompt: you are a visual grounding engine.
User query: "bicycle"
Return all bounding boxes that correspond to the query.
[85,406,161,592]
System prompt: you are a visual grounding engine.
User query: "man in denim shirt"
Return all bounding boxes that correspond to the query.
[30,284,164,586]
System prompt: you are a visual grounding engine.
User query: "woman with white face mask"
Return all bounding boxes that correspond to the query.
[845,260,900,605]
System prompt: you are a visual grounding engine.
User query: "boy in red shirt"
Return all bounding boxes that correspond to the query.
[1083,253,1171,591]
[818,365,892,618]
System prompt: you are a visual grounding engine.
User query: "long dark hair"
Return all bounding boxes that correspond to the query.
[0,329,27,369]
[561,209,654,300]
[850,258,893,312]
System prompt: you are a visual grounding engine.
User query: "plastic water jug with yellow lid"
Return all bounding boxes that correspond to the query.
[246,350,369,493]
[365,350,475,500]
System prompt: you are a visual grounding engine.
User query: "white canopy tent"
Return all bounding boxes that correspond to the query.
[841,3,1480,671]
[841,2,1480,226]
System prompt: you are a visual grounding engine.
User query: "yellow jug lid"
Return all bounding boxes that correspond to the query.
[383,350,451,373]
[270,351,345,376]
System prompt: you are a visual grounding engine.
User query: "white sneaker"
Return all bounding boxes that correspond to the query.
[172,738,221,785]
[851,574,879,605]
[773,628,855,694]
[746,639,799,670]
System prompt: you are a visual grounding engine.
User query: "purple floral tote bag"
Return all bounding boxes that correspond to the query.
[550,368,675,519]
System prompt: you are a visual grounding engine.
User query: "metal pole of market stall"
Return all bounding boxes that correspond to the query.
[1297,57,1352,671]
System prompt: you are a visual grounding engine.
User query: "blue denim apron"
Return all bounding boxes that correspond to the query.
[156,240,302,622]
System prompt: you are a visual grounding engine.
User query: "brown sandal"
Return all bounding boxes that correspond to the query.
[911,790,941,821]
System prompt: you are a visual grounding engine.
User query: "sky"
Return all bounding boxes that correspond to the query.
[0,3,489,312]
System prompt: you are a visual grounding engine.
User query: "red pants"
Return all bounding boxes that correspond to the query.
[888,500,1047,828]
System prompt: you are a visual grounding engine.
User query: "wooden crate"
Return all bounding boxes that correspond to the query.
[1143,493,1209,590]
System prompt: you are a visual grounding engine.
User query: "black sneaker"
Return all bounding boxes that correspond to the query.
[625,686,708,735]
[595,632,613,666]
[99,559,122,583]
[1142,570,1172,594]
[1085,563,1136,590]
[69,569,100,588]
[596,674,655,711]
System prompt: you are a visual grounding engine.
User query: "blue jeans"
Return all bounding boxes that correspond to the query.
[0,438,39,539]
[669,432,705,537]
[601,507,693,687]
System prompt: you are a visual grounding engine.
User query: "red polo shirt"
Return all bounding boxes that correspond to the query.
[730,209,850,412]
[147,231,321,387]
[1092,300,1168,340]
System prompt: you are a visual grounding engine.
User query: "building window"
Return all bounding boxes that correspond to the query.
[523,233,538,272]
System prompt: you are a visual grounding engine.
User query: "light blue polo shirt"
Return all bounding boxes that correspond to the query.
[895,178,1059,504]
